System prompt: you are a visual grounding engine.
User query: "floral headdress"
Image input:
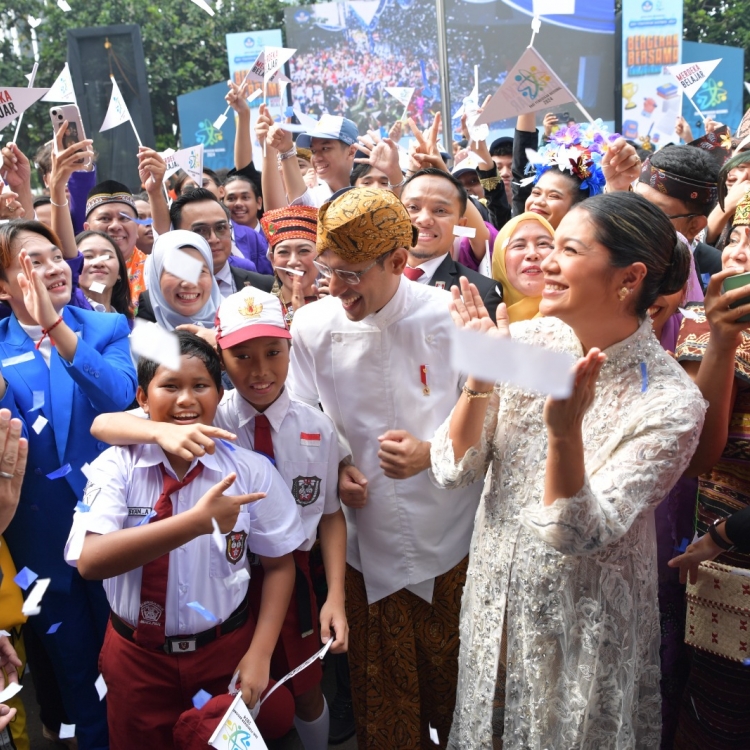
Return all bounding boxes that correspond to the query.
[524,119,621,197]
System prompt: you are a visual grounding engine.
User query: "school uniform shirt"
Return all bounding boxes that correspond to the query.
[291,182,333,209]
[214,388,341,551]
[64,441,305,636]
[287,275,483,605]
[214,261,236,297]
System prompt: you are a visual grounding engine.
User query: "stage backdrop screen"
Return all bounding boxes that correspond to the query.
[284,0,615,139]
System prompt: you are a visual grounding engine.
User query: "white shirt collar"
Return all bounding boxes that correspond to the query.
[407,252,449,284]
[214,261,234,296]
[366,275,412,330]
[132,442,224,477]
[234,387,291,432]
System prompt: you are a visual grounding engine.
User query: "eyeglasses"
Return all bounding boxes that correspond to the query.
[313,252,392,285]
[665,212,701,220]
[191,221,231,241]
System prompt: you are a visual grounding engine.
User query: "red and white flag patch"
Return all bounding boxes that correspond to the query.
[300,432,321,447]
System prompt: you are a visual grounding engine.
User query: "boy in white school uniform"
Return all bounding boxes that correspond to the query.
[66,332,305,750]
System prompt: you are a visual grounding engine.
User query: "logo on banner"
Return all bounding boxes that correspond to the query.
[244,36,256,48]
[642,1,653,11]
[292,476,322,506]
[515,66,552,102]
[196,119,223,147]
[694,78,728,110]
[225,531,247,564]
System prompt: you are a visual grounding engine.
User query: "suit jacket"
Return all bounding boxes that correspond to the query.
[0,307,137,591]
[429,254,500,321]
[136,266,275,322]
[693,241,722,289]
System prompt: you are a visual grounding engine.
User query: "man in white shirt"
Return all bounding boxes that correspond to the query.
[287,187,483,748]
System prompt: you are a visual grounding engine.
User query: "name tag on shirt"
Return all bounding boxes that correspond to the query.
[300,432,321,447]
[128,507,153,517]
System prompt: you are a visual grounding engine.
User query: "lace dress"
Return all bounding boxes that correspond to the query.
[431,317,706,749]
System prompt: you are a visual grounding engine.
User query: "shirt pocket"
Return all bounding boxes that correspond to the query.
[280,460,328,514]
[209,511,252,579]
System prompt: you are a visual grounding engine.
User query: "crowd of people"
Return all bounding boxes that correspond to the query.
[0,67,749,750]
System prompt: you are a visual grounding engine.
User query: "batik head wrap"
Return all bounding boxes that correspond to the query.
[638,159,718,206]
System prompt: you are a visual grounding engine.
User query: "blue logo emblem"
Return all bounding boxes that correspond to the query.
[243,36,255,48]
[641,1,653,11]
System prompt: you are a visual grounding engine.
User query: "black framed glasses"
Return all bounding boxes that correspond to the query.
[313,251,392,285]
[191,221,232,241]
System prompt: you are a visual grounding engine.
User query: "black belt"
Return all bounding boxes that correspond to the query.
[111,596,249,654]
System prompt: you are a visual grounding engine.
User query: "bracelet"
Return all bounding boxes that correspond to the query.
[387,177,406,190]
[278,146,297,162]
[708,518,735,551]
[462,384,493,402]
[36,316,64,350]
[50,196,68,208]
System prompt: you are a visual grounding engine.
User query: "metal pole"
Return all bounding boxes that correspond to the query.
[435,0,453,150]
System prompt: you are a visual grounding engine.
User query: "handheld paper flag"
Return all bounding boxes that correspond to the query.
[42,63,76,103]
[209,692,269,750]
[475,47,575,127]
[100,77,133,134]
[667,60,722,101]
[0,87,50,132]
[263,47,296,86]
[22,577,51,616]
[190,0,215,15]
[162,144,204,187]
[385,87,415,108]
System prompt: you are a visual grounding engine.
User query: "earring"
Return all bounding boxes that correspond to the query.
[618,287,629,301]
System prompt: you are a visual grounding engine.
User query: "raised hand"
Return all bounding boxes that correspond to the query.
[449,277,509,337]
[226,79,251,114]
[16,248,59,329]
[191,473,265,534]
[354,130,402,186]
[50,122,94,190]
[137,148,167,192]
[703,267,750,351]
[601,137,641,193]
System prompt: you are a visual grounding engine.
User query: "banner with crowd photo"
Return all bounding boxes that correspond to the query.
[620,0,683,150]
[176,82,236,172]
[283,0,615,143]
[225,28,286,107]
[681,41,745,137]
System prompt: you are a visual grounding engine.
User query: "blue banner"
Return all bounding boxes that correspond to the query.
[681,41,745,136]
[176,82,235,172]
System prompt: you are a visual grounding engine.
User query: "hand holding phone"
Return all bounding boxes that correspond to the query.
[50,105,92,170]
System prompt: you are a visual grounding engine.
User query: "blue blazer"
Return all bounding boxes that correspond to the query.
[0,307,137,592]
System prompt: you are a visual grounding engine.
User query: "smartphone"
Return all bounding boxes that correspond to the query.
[49,105,92,169]
[723,271,750,323]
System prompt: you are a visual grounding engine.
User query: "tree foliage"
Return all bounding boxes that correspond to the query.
[0,0,295,168]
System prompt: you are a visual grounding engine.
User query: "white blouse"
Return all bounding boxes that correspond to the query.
[430,316,706,750]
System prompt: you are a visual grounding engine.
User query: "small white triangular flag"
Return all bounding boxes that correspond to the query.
[42,63,76,103]
[99,76,132,133]
[667,59,722,101]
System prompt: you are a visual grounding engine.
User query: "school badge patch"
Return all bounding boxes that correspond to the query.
[291,475,322,506]
[226,530,247,564]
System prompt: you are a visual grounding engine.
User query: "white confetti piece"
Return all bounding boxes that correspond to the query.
[59,723,76,739]
[95,673,107,700]
[224,567,250,589]
[274,266,304,276]
[80,462,92,479]
[89,281,106,294]
[0,682,22,703]
[32,415,48,434]
[57,0,71,10]
[21,577,51,616]
[163,246,204,285]
[679,307,700,320]
[1,351,34,367]
[429,724,439,744]
[130,320,181,372]
[211,517,226,554]
[32,390,44,410]
[452,225,476,238]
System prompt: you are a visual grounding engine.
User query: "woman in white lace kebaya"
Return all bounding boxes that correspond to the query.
[432,193,707,749]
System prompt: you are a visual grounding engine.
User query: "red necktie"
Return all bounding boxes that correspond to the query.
[403,267,425,282]
[135,462,204,648]
[254,414,275,462]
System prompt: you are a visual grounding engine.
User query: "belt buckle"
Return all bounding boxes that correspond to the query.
[166,637,197,654]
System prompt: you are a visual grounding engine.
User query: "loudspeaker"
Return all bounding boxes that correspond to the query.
[68,24,155,191]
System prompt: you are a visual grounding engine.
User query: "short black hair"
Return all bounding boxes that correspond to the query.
[402,167,468,214]
[649,145,720,216]
[203,167,222,186]
[169,187,230,229]
[719,151,750,210]
[137,331,223,393]
[489,137,513,158]
[223,173,260,198]
[33,196,51,208]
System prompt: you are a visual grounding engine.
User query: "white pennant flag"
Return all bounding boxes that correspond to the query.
[246,50,267,82]
[475,47,575,126]
[209,693,268,750]
[0,87,50,132]
[263,47,296,86]
[190,0,215,15]
[385,87,415,108]
[170,143,203,187]
[667,59,722,101]
[100,76,132,133]
[42,63,76,103]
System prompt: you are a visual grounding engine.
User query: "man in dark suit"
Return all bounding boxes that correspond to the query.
[400,168,499,320]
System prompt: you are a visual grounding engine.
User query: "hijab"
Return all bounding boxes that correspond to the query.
[144,230,222,331]
[491,212,555,323]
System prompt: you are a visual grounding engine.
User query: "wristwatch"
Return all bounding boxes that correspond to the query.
[708,517,735,551]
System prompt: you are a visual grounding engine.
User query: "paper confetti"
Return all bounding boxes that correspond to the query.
[22,577,51,616]
[136,509,157,526]
[80,462,92,480]
[47,622,62,634]
[679,307,700,321]
[429,724,440,744]
[211,518,226,554]
[217,438,236,452]
[95,673,107,700]
[88,281,106,294]
[452,225,476,239]
[274,266,305,276]
[0,682,22,703]
[119,212,152,226]
[187,601,218,623]
[47,464,72,480]
[32,415,48,434]
[32,391,44,410]
[192,689,212,710]
[1,351,34,367]
[59,724,75,739]
[744,657,750,666]
[0,630,10,637]
[163,246,204,286]
[675,537,690,553]
[130,320,181,373]
[13,566,38,590]
[57,0,71,11]
[640,362,648,393]
[75,501,90,513]
[224,567,250,589]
